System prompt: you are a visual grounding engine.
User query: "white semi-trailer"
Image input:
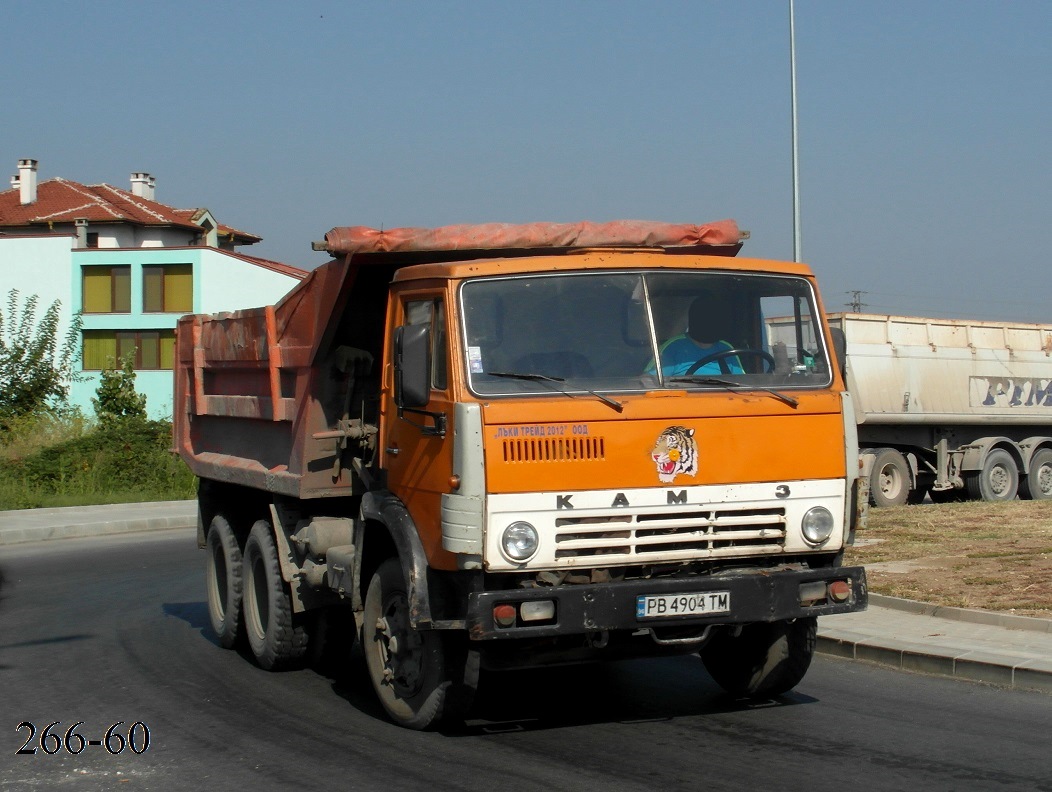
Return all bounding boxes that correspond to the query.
[826,313,1052,506]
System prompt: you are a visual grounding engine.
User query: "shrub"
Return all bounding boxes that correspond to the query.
[93,353,147,421]
[0,417,195,509]
[0,290,81,428]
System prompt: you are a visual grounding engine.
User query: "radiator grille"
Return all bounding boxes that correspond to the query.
[502,436,605,463]
[553,506,786,559]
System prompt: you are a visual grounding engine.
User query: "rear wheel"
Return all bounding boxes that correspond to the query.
[205,515,243,649]
[966,449,1018,502]
[242,520,310,670]
[701,617,817,698]
[1020,448,1052,500]
[363,558,476,729]
[869,448,911,507]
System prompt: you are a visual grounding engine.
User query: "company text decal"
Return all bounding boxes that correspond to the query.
[971,377,1052,408]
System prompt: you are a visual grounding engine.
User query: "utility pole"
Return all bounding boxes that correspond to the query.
[790,0,802,263]
[847,290,867,312]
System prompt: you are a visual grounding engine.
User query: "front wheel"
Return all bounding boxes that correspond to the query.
[363,558,476,729]
[701,617,817,698]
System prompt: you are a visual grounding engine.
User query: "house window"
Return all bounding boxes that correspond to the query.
[82,266,131,313]
[82,330,176,370]
[143,264,193,313]
[86,232,99,248]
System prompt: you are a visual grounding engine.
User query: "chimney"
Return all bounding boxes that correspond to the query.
[74,218,88,249]
[130,172,155,201]
[18,159,38,205]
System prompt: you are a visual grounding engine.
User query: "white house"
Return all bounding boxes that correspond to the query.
[0,159,306,418]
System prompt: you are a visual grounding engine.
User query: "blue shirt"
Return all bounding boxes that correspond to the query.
[647,336,744,376]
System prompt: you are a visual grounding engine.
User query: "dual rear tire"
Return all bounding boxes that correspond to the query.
[966,449,1019,502]
[204,518,473,728]
[204,516,309,670]
[205,516,243,649]
[869,448,911,507]
[1020,448,1052,500]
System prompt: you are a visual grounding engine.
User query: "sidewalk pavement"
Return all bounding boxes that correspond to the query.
[0,501,1048,694]
[0,499,195,545]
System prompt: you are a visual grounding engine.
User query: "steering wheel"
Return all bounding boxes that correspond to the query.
[684,348,776,376]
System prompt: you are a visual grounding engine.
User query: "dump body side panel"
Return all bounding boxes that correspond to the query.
[830,312,1052,426]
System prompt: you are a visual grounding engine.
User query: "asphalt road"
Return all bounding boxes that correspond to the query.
[1,531,1049,792]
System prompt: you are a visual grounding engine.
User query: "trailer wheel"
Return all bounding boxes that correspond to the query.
[1020,448,1052,500]
[363,558,476,729]
[966,449,1019,502]
[869,448,910,507]
[701,617,817,698]
[205,515,243,649]
[242,520,310,670]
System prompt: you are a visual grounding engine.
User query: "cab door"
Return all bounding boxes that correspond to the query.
[381,291,457,567]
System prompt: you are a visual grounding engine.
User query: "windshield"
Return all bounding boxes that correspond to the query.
[460,270,831,396]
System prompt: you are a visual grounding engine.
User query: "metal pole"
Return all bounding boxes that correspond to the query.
[790,0,802,262]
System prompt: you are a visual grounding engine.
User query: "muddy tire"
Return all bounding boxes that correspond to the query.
[363,558,476,729]
[701,617,817,698]
[966,449,1018,502]
[205,515,243,649]
[242,520,310,670]
[869,448,910,507]
[1020,448,1052,501]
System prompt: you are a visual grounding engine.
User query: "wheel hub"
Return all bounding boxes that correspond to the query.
[374,594,424,696]
[989,465,1010,495]
[1038,465,1052,495]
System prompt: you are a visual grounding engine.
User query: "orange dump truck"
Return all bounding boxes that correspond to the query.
[174,219,868,728]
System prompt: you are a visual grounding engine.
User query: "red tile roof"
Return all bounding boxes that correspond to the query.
[0,178,261,244]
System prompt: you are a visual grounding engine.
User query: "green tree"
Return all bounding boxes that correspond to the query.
[93,352,148,421]
[0,290,81,427]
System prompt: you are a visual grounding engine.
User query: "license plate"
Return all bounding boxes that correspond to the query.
[636,591,731,619]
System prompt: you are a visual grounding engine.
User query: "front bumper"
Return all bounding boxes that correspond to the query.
[467,565,867,640]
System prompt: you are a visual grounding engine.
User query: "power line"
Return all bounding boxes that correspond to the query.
[845,290,867,312]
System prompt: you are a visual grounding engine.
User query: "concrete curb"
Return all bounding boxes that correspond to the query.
[868,593,1052,634]
[817,597,1052,694]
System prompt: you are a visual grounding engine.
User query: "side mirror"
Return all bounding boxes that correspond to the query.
[394,323,431,410]
[829,326,847,382]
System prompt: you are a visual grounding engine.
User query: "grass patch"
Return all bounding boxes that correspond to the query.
[848,500,1052,618]
[0,416,195,510]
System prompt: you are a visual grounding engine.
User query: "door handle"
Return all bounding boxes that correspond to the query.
[385,447,400,456]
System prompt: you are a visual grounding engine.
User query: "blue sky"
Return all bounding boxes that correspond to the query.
[3,1,1049,321]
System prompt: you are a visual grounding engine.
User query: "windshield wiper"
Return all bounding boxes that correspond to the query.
[486,371,624,413]
[668,376,799,408]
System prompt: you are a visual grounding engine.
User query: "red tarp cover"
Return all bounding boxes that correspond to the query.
[322,219,741,256]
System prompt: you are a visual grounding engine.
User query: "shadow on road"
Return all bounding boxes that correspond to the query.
[157,598,818,733]
[450,657,817,735]
[162,601,217,646]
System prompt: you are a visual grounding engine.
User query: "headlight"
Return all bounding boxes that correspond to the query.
[801,507,834,545]
[501,521,539,562]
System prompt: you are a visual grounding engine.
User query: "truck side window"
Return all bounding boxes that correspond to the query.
[404,298,448,390]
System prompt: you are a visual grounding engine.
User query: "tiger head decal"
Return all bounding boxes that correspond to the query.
[651,426,698,483]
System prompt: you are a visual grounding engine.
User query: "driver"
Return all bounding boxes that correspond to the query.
[646,295,744,376]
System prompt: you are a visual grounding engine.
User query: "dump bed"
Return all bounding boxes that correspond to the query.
[174,219,743,498]
[828,312,1052,425]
